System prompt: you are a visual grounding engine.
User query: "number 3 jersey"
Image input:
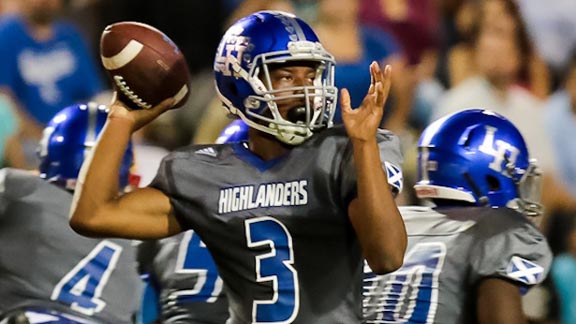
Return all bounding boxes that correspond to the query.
[0,168,142,323]
[151,126,404,324]
[363,206,553,324]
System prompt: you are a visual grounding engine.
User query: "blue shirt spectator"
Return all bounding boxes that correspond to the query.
[332,26,399,123]
[0,96,17,165]
[544,90,576,197]
[551,253,576,324]
[0,15,103,125]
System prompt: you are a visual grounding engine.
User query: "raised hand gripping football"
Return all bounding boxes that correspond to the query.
[341,62,392,142]
[107,93,174,132]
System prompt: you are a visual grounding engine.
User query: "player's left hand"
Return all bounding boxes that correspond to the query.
[341,62,391,143]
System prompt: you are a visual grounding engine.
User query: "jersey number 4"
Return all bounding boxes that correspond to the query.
[246,217,299,324]
[364,242,447,324]
[51,241,122,316]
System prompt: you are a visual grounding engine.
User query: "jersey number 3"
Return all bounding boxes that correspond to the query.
[51,241,122,315]
[246,217,299,324]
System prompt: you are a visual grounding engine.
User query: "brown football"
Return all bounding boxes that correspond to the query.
[100,21,190,110]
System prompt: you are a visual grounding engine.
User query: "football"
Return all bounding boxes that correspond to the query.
[100,21,190,110]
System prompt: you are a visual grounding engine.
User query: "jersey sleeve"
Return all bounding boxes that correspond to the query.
[339,129,404,203]
[149,154,190,230]
[469,212,552,289]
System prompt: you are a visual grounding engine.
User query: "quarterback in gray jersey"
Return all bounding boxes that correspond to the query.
[71,11,407,324]
[0,103,142,323]
[363,109,553,324]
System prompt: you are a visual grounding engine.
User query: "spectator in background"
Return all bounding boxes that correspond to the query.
[359,0,440,67]
[545,52,576,200]
[0,0,104,169]
[447,0,550,98]
[517,0,576,90]
[0,0,18,16]
[550,215,576,324]
[0,96,17,167]
[542,55,576,323]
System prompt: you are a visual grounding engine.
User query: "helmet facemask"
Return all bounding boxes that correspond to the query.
[221,40,337,145]
[506,159,543,217]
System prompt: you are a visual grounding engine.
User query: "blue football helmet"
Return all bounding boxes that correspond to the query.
[214,10,337,145]
[38,102,134,190]
[414,109,542,216]
[216,119,249,144]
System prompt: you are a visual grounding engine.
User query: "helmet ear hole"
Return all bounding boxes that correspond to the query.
[230,83,239,97]
[486,175,501,191]
[462,135,473,149]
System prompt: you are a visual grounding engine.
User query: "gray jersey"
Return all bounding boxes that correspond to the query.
[138,231,229,323]
[363,206,552,324]
[0,168,142,324]
[151,126,403,324]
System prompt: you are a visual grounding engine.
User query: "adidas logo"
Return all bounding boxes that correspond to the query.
[195,147,217,157]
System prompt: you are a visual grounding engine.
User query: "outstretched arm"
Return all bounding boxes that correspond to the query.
[342,62,407,274]
[70,98,183,239]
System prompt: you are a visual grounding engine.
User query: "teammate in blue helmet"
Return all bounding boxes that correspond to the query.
[363,109,552,324]
[0,102,142,323]
[38,102,135,190]
[414,108,542,215]
[72,11,407,323]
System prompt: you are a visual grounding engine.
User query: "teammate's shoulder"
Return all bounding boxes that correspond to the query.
[400,205,479,236]
[476,207,535,228]
[471,207,544,240]
[0,168,45,197]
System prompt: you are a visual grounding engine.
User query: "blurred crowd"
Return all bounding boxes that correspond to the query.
[1,0,576,322]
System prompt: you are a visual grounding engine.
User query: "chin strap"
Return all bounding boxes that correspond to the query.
[463,172,489,206]
[270,122,312,145]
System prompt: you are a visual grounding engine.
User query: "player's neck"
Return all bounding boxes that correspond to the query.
[248,130,291,161]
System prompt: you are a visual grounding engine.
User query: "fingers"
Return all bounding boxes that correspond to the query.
[340,88,352,115]
[156,97,176,112]
[376,65,392,108]
[139,98,175,120]
[108,93,175,131]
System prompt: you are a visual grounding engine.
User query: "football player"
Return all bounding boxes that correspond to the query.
[0,103,142,323]
[363,109,553,324]
[71,11,407,323]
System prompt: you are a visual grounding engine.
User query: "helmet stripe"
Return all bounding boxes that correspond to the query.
[285,16,307,41]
